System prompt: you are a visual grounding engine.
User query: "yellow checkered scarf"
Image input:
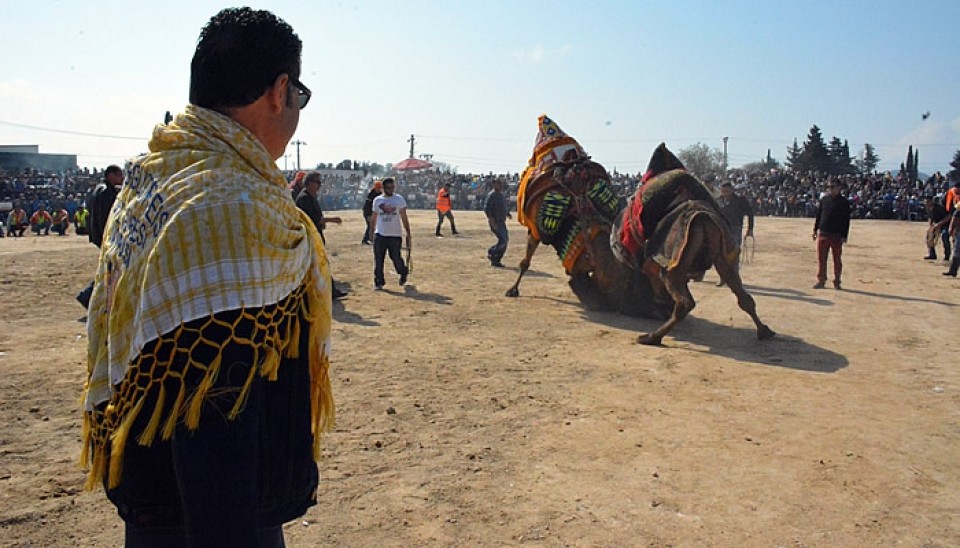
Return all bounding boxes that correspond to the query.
[81,105,334,489]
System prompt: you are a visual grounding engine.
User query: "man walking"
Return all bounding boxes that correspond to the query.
[812,179,851,289]
[483,178,511,267]
[435,181,459,237]
[715,181,754,286]
[369,177,411,289]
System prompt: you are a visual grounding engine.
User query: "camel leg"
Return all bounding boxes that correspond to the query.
[569,272,607,310]
[638,268,696,345]
[714,253,775,340]
[506,233,540,297]
[637,226,705,345]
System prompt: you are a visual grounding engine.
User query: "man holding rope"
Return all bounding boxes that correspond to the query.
[369,177,412,290]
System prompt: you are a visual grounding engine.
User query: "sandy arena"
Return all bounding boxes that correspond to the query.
[1,210,958,546]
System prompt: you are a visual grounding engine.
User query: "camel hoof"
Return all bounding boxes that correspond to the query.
[637,333,663,346]
[505,288,519,298]
[757,325,776,340]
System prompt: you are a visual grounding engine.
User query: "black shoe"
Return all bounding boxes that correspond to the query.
[924,255,936,260]
[491,261,504,268]
[362,240,371,245]
[76,285,93,309]
[436,233,443,238]
[943,271,958,277]
[813,281,826,289]
[452,231,461,235]
[332,288,348,300]
[715,281,726,287]
[399,272,408,286]
[833,281,842,290]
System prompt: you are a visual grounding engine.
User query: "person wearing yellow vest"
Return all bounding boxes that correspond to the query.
[73,205,89,235]
[6,204,28,237]
[435,181,459,237]
[51,206,70,236]
[30,204,52,236]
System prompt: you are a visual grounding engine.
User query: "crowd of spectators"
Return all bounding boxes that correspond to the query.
[291,166,956,224]
[2,164,955,234]
[1,167,104,222]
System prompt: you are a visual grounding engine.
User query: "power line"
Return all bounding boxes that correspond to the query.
[0,119,143,141]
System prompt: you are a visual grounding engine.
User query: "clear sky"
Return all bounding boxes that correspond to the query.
[2,0,958,176]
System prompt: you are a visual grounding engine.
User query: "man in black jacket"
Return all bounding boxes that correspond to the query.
[83,10,334,547]
[297,171,348,299]
[483,178,511,267]
[76,165,123,308]
[361,180,382,245]
[812,180,851,290]
[88,165,122,248]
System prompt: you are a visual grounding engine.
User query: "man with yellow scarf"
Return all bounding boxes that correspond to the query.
[81,8,334,547]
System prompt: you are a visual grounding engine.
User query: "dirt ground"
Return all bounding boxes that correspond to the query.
[1,209,958,547]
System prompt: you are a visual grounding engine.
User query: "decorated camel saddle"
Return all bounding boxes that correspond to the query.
[515,115,622,273]
[611,144,732,273]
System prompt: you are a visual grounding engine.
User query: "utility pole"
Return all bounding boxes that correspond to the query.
[291,140,306,171]
[722,136,729,173]
[283,154,291,171]
[407,134,416,158]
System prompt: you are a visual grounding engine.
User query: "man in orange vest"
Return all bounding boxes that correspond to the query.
[30,204,53,236]
[51,206,71,236]
[6,204,28,237]
[435,182,459,237]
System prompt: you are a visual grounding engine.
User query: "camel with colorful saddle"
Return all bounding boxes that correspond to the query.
[506,115,671,320]
[508,115,774,345]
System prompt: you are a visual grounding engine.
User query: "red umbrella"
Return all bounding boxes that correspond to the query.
[394,157,433,171]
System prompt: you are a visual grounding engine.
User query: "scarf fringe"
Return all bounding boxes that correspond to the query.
[81,278,335,491]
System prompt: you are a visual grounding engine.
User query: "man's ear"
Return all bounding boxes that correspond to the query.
[268,73,290,113]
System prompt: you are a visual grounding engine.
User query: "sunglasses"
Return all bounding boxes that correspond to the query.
[289,76,311,109]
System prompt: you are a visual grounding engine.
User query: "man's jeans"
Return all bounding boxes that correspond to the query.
[373,234,408,287]
[487,219,509,263]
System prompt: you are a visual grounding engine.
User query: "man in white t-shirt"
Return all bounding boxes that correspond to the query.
[368,177,412,289]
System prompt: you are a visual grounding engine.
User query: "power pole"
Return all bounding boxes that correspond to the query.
[407,134,416,158]
[283,154,291,171]
[722,136,729,173]
[291,140,306,171]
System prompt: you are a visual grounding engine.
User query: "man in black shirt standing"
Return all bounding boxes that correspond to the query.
[88,165,123,248]
[483,178,511,267]
[296,171,348,299]
[812,180,851,290]
[77,165,123,308]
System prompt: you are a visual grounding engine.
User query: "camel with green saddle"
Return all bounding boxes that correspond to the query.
[507,116,774,345]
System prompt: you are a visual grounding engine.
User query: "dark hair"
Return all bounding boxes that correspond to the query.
[104,165,122,180]
[382,177,396,186]
[304,171,322,185]
[189,8,302,111]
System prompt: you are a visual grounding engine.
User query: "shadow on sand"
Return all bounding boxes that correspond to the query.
[332,302,379,326]
[578,307,848,374]
[394,285,453,305]
[742,284,957,308]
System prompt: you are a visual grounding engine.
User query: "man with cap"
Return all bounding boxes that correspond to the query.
[715,181,754,286]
